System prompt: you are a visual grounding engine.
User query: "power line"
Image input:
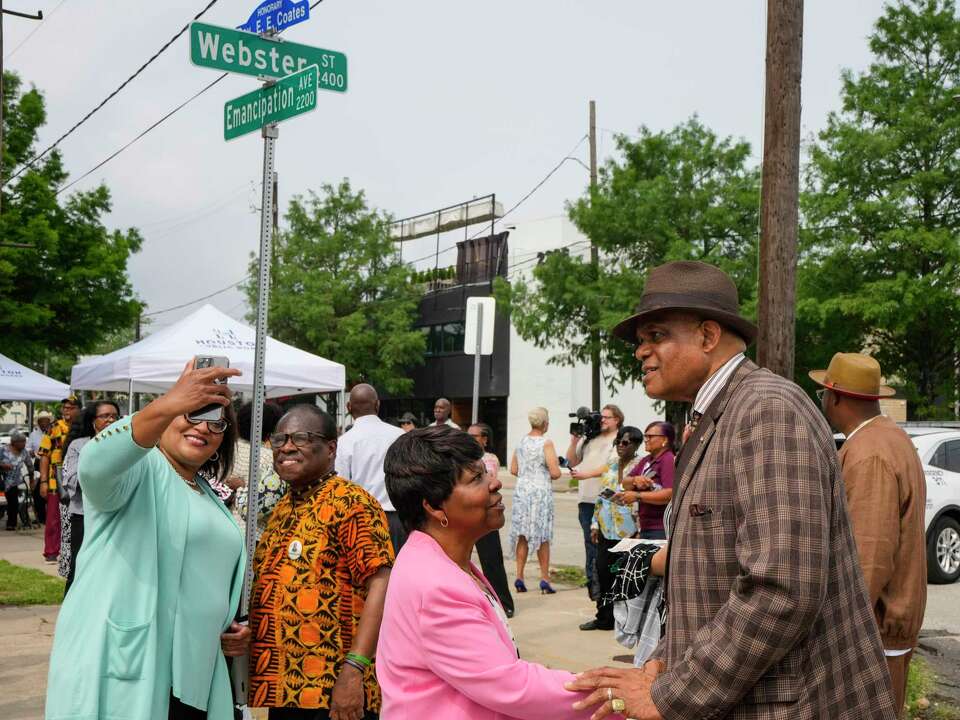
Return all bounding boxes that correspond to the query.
[403,136,590,267]
[56,74,228,195]
[141,278,244,317]
[4,0,222,186]
[3,0,68,61]
[468,135,588,240]
[22,0,327,197]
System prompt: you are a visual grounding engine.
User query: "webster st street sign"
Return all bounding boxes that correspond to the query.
[224,64,318,140]
[190,21,347,91]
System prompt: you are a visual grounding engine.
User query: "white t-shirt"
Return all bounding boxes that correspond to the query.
[335,414,405,512]
[576,434,616,504]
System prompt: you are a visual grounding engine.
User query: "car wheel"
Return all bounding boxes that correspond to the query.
[928,515,960,584]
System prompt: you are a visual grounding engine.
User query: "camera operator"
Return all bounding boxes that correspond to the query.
[565,404,623,600]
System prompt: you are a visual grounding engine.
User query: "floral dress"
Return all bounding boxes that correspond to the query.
[592,454,639,540]
[234,439,286,538]
[508,435,554,552]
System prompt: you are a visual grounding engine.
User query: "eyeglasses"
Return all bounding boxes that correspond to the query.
[183,415,229,434]
[815,389,826,401]
[268,431,331,449]
[601,415,615,421]
[643,434,666,440]
[95,412,119,422]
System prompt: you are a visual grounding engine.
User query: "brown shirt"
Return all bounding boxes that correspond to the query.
[839,415,927,650]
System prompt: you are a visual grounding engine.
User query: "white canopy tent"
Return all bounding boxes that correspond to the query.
[70,304,345,399]
[0,351,71,401]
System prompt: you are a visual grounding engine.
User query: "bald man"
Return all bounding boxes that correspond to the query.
[336,384,408,553]
[429,397,460,430]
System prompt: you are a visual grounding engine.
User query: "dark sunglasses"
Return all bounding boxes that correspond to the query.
[183,415,229,434]
[617,438,640,446]
[268,431,331,449]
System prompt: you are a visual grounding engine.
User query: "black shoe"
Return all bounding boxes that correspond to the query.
[579,619,613,631]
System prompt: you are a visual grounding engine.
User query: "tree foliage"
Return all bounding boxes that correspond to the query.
[245,180,424,394]
[800,0,960,418]
[0,71,142,378]
[496,118,760,391]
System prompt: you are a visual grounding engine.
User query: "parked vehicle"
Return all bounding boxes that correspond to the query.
[904,427,960,584]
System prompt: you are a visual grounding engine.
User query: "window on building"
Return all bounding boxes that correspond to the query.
[420,322,466,356]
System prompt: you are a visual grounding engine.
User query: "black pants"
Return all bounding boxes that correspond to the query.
[475,529,514,615]
[169,694,206,719]
[64,514,84,595]
[385,511,408,556]
[32,481,45,523]
[269,707,378,719]
[594,535,619,628]
[4,488,18,529]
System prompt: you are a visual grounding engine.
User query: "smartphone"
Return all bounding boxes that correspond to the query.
[599,487,616,500]
[186,355,230,423]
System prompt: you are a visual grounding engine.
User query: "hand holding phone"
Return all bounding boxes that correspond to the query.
[187,356,232,423]
[161,358,239,421]
[599,487,617,500]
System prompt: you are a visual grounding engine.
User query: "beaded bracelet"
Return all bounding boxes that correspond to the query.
[346,652,372,668]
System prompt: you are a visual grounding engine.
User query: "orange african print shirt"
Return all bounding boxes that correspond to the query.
[249,474,394,710]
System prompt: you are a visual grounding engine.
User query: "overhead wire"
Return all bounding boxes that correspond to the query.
[402,135,590,267]
[4,0,222,186]
[141,278,245,317]
[3,0,69,61]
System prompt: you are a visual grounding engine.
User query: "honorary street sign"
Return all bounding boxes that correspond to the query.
[238,0,310,35]
[190,21,347,90]
[224,65,318,140]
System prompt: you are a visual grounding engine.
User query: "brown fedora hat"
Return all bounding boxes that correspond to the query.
[612,261,758,344]
[808,353,895,399]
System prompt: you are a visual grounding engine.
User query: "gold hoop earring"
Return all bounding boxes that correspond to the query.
[440,514,449,528]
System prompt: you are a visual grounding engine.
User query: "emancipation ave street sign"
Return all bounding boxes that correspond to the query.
[190,21,347,91]
[238,0,310,35]
[224,64,319,140]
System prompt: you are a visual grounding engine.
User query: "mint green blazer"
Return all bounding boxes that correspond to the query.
[45,417,245,720]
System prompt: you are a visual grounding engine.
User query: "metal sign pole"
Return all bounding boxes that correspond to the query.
[232,118,278,706]
[471,304,483,425]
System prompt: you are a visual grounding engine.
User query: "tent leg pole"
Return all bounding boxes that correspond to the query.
[128,379,134,415]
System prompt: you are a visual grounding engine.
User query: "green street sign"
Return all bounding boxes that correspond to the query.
[224,65,318,140]
[190,21,347,91]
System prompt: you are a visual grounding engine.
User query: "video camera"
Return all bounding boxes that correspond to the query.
[569,406,603,440]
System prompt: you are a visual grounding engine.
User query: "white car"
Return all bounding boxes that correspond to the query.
[905,427,960,584]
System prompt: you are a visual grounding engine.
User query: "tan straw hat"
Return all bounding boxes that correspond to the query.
[808,353,895,399]
[612,261,757,344]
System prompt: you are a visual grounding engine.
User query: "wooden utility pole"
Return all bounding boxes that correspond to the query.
[757,0,804,379]
[589,100,601,410]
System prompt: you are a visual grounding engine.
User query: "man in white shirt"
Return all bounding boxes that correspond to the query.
[429,397,460,429]
[335,384,407,552]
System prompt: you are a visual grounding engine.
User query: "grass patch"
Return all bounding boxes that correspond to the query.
[550,564,587,587]
[0,560,64,606]
[906,656,960,720]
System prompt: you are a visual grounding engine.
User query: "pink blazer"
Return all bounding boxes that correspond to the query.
[376,531,594,720]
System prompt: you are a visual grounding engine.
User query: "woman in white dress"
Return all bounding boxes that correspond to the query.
[508,407,562,594]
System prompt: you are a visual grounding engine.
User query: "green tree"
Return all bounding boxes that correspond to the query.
[246,180,424,394]
[0,71,143,378]
[496,118,760,392]
[800,0,960,418]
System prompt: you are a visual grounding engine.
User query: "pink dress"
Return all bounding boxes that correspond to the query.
[377,531,596,720]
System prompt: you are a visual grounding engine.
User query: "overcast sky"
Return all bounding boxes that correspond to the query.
[4,0,889,333]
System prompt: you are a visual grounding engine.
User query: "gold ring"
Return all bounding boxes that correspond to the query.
[612,698,626,713]
[606,687,613,701]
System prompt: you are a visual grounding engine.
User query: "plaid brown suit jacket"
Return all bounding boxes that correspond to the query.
[649,359,897,719]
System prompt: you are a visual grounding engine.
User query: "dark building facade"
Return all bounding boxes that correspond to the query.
[382,232,511,461]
